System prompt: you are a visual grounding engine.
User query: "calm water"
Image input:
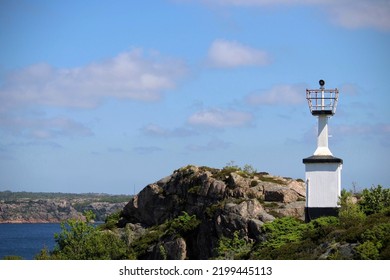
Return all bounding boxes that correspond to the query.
[0,223,60,260]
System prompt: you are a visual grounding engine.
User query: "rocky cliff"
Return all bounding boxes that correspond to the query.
[118,165,306,259]
[0,192,131,223]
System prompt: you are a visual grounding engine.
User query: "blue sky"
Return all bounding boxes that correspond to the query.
[0,0,389,194]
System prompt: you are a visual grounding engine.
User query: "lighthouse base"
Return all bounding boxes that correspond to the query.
[305,207,339,222]
[303,155,343,223]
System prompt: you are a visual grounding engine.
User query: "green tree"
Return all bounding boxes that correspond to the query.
[359,185,390,215]
[338,190,366,227]
[35,246,53,260]
[243,164,257,176]
[51,211,127,259]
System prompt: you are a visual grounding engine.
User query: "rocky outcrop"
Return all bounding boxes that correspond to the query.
[119,165,306,259]
[0,193,130,223]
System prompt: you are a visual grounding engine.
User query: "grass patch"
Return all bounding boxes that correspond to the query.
[256,175,287,185]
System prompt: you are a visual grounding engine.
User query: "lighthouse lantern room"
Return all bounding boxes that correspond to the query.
[303,80,343,222]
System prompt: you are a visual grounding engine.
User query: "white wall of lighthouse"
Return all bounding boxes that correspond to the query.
[305,163,342,208]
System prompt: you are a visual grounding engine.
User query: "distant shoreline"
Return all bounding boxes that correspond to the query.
[0,221,104,224]
[0,191,132,224]
[0,221,62,224]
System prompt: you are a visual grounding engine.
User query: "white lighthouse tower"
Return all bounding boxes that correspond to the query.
[303,80,343,222]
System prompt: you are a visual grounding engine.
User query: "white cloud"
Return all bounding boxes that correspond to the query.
[333,123,390,137]
[332,122,390,147]
[141,123,198,137]
[326,0,390,30]
[133,146,163,155]
[200,0,329,6]
[197,0,390,31]
[207,39,270,68]
[107,147,126,153]
[141,124,168,136]
[339,83,360,96]
[0,49,187,111]
[188,108,253,128]
[0,115,93,140]
[246,84,306,106]
[187,139,230,151]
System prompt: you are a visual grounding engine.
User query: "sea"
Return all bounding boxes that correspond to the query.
[0,223,60,260]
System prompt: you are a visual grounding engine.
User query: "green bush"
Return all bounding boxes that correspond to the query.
[167,211,200,236]
[305,216,339,240]
[260,217,306,249]
[356,241,380,260]
[188,185,201,194]
[2,255,23,260]
[100,210,122,230]
[355,222,390,260]
[250,180,259,187]
[129,227,164,259]
[251,216,340,260]
[129,212,200,259]
[215,231,253,259]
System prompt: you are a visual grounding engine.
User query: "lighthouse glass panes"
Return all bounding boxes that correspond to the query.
[306,88,339,115]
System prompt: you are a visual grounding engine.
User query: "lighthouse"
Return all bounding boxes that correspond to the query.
[303,80,343,222]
